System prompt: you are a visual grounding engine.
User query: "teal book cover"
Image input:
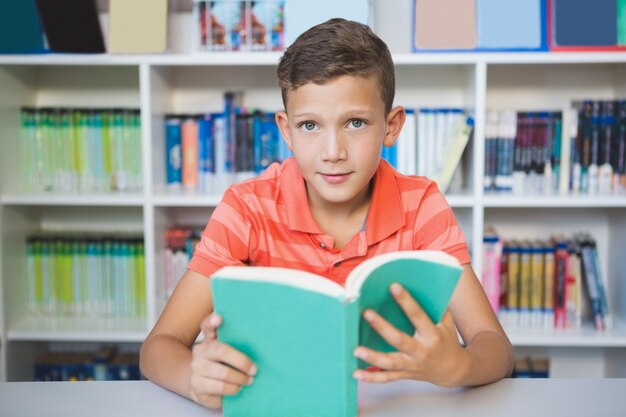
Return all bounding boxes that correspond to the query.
[0,0,45,53]
[211,250,462,417]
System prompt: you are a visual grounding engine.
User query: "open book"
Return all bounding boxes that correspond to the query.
[211,250,463,417]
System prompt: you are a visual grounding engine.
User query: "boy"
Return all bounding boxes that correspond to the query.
[140,18,513,409]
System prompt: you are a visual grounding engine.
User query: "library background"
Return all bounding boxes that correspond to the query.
[1,0,626,382]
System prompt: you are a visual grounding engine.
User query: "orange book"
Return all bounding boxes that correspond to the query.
[182,117,199,189]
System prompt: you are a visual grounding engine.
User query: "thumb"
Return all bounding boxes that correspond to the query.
[201,313,222,341]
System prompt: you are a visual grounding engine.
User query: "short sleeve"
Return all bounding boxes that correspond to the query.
[187,188,256,277]
[413,182,471,265]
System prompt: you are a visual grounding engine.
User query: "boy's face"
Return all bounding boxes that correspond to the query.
[276,75,405,213]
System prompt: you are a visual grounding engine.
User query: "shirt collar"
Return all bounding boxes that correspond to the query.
[279,157,405,241]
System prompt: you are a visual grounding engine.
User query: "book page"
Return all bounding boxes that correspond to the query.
[213,266,347,299]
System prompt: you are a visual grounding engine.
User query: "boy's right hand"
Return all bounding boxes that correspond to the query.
[190,313,257,409]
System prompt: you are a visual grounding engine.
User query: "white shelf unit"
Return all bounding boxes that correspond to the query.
[1,52,626,381]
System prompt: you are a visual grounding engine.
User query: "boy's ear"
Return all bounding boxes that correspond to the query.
[383,106,406,148]
[275,111,294,151]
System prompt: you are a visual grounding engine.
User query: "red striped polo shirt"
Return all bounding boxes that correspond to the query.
[188,157,470,286]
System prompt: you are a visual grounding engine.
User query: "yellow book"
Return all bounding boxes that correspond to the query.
[108,0,168,53]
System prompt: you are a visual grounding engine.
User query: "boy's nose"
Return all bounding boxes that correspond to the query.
[321,131,347,162]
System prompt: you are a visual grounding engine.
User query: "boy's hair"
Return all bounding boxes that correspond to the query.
[277,18,395,114]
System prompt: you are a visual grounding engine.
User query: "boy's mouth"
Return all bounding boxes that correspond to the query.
[319,172,352,184]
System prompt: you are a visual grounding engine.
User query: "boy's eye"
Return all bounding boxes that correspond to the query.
[299,121,318,131]
[348,119,365,129]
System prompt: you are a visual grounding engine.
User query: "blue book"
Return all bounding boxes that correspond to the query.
[0,0,45,53]
[284,0,371,47]
[165,116,182,187]
[197,114,213,191]
[477,0,543,50]
[554,0,618,46]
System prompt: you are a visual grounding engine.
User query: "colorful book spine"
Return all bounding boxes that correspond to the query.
[198,113,214,192]
[553,239,569,328]
[498,243,510,327]
[165,115,183,188]
[20,107,142,193]
[482,231,501,313]
[506,241,521,328]
[24,235,145,319]
[181,116,199,189]
[542,243,556,329]
[530,242,544,328]
[579,238,605,330]
[518,242,532,328]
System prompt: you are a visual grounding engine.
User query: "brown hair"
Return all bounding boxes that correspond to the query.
[277,18,395,114]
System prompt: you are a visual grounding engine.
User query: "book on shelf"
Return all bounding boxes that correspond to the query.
[164,91,290,194]
[25,234,146,320]
[193,0,285,52]
[512,356,550,378]
[414,0,547,52]
[486,100,626,196]
[108,0,168,53]
[484,228,611,332]
[164,228,202,298]
[35,0,106,53]
[211,250,462,417]
[416,108,473,193]
[34,346,141,382]
[0,0,46,53]
[20,107,142,194]
[549,0,626,51]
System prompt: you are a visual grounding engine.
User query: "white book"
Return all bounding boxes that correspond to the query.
[417,109,428,176]
[396,109,416,175]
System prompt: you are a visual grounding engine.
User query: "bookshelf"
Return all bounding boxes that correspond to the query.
[1,8,626,381]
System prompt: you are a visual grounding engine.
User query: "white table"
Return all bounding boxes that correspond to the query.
[1,378,625,417]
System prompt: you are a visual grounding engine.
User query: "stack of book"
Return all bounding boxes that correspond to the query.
[20,107,142,193]
[25,234,146,319]
[482,228,611,331]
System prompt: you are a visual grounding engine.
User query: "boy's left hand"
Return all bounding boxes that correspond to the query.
[353,283,468,388]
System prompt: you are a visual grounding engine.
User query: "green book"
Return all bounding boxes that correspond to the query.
[211,250,462,417]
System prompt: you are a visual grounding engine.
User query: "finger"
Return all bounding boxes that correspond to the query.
[206,341,257,377]
[192,360,254,387]
[191,374,243,397]
[389,283,436,338]
[195,393,222,410]
[353,368,410,384]
[362,309,417,354]
[200,314,222,340]
[353,347,409,372]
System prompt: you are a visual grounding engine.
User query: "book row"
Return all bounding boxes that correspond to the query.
[414,0,626,52]
[485,100,626,195]
[164,228,202,298]
[194,0,285,52]
[25,235,146,319]
[164,92,291,193]
[20,107,143,194]
[482,229,611,331]
[411,108,474,193]
[34,346,141,382]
